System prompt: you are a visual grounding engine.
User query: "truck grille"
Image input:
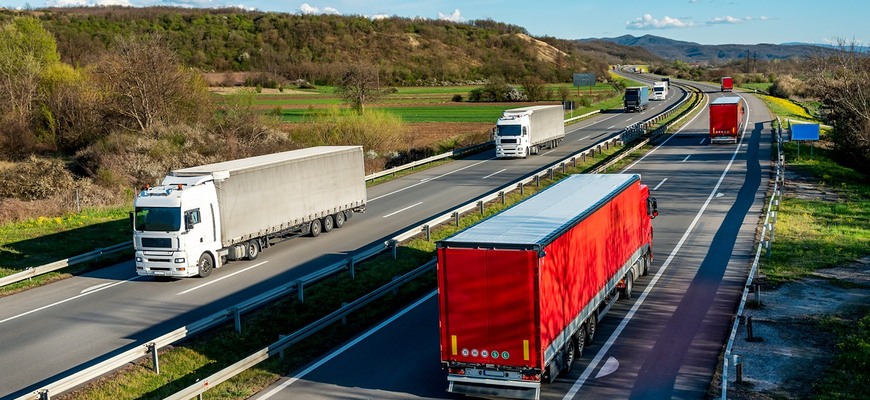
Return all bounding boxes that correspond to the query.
[141,237,172,248]
[500,139,518,144]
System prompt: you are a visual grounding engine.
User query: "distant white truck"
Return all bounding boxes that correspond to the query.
[133,146,367,278]
[652,81,668,100]
[494,105,565,158]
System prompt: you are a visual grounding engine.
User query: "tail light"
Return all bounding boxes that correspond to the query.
[448,368,466,375]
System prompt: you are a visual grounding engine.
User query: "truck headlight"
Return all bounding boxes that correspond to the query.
[174,258,186,263]
[136,257,143,262]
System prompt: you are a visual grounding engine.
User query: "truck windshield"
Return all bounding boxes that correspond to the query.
[496,125,522,136]
[625,93,639,100]
[654,87,664,92]
[135,207,182,232]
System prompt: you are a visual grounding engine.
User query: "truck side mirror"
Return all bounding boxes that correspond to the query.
[129,211,135,228]
[648,197,658,219]
[184,214,194,231]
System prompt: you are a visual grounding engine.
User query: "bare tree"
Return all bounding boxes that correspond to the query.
[92,34,211,133]
[335,63,383,115]
[521,76,547,102]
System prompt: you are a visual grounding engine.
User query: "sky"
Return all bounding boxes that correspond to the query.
[1,0,866,45]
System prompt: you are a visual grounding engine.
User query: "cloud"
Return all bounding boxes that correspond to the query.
[47,0,132,6]
[299,3,340,15]
[371,13,390,20]
[707,15,773,25]
[689,0,700,3]
[438,9,463,22]
[626,14,694,30]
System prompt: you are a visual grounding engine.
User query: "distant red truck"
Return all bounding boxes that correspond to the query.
[709,96,746,144]
[721,76,734,92]
[437,174,657,400]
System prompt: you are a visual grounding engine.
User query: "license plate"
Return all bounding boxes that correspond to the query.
[153,271,166,276]
[483,370,505,377]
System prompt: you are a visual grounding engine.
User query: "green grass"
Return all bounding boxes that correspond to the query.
[814,310,870,400]
[739,82,772,93]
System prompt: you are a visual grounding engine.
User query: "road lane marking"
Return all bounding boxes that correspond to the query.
[482,169,506,179]
[369,159,491,202]
[607,125,616,129]
[595,356,620,379]
[700,138,707,145]
[578,135,591,141]
[653,178,668,191]
[564,93,747,399]
[0,276,141,325]
[177,261,268,296]
[382,202,423,218]
[81,282,113,294]
[622,95,710,171]
[682,155,691,162]
[257,290,439,399]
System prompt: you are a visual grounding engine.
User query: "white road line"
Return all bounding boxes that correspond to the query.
[626,118,634,122]
[565,93,750,399]
[256,290,439,399]
[653,178,668,191]
[0,276,142,325]
[682,155,691,162]
[382,202,423,218]
[482,169,506,179]
[81,282,113,294]
[368,159,491,202]
[177,261,268,296]
[607,125,616,129]
[700,138,707,145]
[623,95,711,171]
[578,135,591,141]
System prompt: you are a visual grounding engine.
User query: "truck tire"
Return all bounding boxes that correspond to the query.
[560,338,576,376]
[197,253,214,278]
[322,215,334,233]
[334,212,346,228]
[621,271,634,300]
[585,315,597,344]
[245,240,260,260]
[641,253,650,276]
[309,219,322,237]
[575,329,586,358]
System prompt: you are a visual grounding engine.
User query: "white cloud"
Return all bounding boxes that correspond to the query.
[48,0,132,6]
[438,9,463,22]
[299,3,340,15]
[371,13,390,20]
[707,15,772,25]
[626,14,694,30]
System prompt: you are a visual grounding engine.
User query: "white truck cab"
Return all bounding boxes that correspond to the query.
[134,175,222,278]
[494,113,531,158]
[652,81,668,101]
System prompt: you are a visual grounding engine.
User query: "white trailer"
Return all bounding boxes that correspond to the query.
[133,146,367,278]
[495,105,565,158]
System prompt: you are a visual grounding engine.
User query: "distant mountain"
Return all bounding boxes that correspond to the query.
[782,42,869,53]
[580,34,838,62]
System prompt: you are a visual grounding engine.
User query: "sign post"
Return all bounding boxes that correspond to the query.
[789,120,820,159]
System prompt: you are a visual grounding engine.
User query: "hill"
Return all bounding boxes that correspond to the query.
[581,34,838,62]
[0,6,656,86]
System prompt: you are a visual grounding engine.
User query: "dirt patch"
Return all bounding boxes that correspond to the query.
[724,166,869,399]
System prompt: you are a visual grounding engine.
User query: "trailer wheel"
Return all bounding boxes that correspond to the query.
[560,338,576,376]
[197,253,214,278]
[309,219,322,237]
[641,253,650,276]
[334,212,346,228]
[621,271,634,300]
[245,240,260,260]
[321,215,334,233]
[585,315,597,344]
[575,328,586,358]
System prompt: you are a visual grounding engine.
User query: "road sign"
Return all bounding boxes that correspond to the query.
[791,123,820,141]
[573,73,595,87]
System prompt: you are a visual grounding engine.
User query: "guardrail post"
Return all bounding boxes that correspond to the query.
[605,141,609,150]
[734,354,743,384]
[754,284,762,306]
[296,279,305,303]
[548,168,554,180]
[342,302,349,324]
[348,257,356,280]
[535,175,540,187]
[39,389,50,400]
[519,182,524,195]
[499,191,505,205]
[424,224,431,241]
[746,316,755,341]
[477,201,484,214]
[453,212,460,226]
[572,157,577,168]
[148,342,160,374]
[231,307,241,334]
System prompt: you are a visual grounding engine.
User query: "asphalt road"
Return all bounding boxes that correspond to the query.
[252,78,773,400]
[0,82,686,399]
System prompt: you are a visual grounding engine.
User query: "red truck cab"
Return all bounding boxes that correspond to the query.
[721,76,733,92]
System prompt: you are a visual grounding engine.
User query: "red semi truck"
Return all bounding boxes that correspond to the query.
[437,174,657,400]
[721,76,733,92]
[709,96,745,144]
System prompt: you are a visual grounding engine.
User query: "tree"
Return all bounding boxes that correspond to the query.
[335,63,383,115]
[521,76,547,102]
[92,34,212,133]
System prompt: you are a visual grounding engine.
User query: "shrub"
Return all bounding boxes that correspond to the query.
[451,94,463,102]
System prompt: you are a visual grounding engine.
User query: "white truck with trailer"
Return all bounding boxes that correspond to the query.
[133,146,367,278]
[494,105,565,158]
[652,81,668,100]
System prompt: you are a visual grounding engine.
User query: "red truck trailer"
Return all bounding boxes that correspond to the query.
[437,174,657,400]
[721,76,733,92]
[709,96,745,144]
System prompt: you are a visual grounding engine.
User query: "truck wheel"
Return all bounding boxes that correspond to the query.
[321,215,334,233]
[560,339,576,376]
[642,253,650,276]
[309,219,322,237]
[585,316,597,344]
[245,240,260,260]
[621,271,634,300]
[197,253,214,278]
[575,329,586,358]
[334,212,346,228]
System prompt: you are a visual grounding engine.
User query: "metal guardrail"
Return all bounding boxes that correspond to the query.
[719,117,785,399]
[0,242,132,288]
[18,86,703,399]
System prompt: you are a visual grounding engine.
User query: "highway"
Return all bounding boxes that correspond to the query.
[0,81,686,398]
[251,78,774,399]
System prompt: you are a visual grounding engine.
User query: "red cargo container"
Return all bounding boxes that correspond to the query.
[709,96,745,144]
[721,76,733,92]
[437,174,657,400]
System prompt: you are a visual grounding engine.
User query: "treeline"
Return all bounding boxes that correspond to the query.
[1,6,612,85]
